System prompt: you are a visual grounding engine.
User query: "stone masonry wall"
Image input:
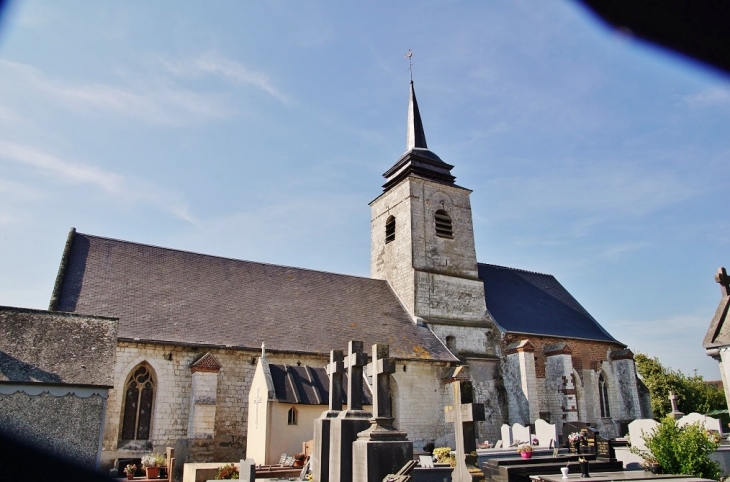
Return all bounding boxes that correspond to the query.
[371,179,416,314]
[104,343,453,470]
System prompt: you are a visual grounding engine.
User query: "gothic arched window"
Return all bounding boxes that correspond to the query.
[599,373,611,418]
[288,406,298,425]
[434,210,453,238]
[385,216,396,244]
[121,364,156,440]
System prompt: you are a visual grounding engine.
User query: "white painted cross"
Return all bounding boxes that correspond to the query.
[253,387,262,429]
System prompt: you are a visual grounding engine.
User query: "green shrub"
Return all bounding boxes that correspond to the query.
[642,417,721,480]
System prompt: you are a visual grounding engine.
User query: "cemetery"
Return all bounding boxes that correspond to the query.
[161,341,727,482]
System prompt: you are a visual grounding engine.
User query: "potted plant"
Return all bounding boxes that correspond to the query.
[156,453,167,479]
[214,463,240,480]
[293,453,307,467]
[141,454,160,479]
[124,464,137,480]
[432,447,456,467]
[516,444,533,459]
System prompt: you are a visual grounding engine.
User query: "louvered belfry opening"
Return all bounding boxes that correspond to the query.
[385,216,396,244]
[434,209,453,238]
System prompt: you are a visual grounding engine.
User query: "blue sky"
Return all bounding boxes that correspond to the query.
[1,2,729,378]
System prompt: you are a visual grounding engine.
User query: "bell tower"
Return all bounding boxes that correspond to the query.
[369,81,491,330]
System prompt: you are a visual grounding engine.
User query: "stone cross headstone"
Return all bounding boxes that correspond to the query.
[668,391,685,420]
[253,388,262,429]
[716,267,730,297]
[313,350,345,482]
[329,341,372,482]
[445,368,485,482]
[353,344,412,482]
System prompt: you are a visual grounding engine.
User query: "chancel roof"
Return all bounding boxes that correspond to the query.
[268,363,372,406]
[51,230,457,362]
[478,263,622,344]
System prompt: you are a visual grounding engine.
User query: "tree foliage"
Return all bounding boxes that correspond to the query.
[643,417,721,480]
[634,353,726,420]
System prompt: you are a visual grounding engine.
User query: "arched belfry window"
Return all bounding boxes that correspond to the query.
[385,216,396,244]
[435,209,453,238]
[121,364,156,440]
[599,373,611,418]
[288,406,298,425]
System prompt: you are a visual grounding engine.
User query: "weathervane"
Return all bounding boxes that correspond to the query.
[404,49,414,81]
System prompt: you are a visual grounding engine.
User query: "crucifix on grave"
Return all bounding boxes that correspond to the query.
[668,391,685,420]
[329,341,372,482]
[716,267,730,297]
[445,366,485,482]
[353,344,411,482]
[313,350,345,482]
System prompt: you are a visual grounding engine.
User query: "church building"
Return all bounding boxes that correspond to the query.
[47,81,649,469]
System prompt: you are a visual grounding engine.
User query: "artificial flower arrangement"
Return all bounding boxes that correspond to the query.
[214,463,240,480]
[124,464,137,475]
[516,444,533,453]
[568,432,585,444]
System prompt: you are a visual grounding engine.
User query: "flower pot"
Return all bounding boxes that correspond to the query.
[146,466,160,479]
[561,467,569,478]
[520,452,532,459]
[293,460,304,467]
[127,474,134,480]
[648,464,662,475]
[579,461,590,478]
[160,467,167,479]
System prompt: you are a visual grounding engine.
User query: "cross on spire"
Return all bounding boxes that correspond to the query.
[404,49,413,81]
[716,267,730,297]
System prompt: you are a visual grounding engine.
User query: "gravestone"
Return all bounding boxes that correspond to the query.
[329,341,372,482]
[240,459,256,482]
[595,434,615,460]
[628,419,658,451]
[511,423,530,445]
[313,350,345,482]
[353,344,412,482]
[668,391,685,420]
[562,421,590,450]
[445,366,485,482]
[533,419,557,448]
[500,425,512,448]
[678,412,723,433]
[582,427,599,455]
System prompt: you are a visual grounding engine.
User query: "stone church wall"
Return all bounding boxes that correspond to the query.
[103,343,453,470]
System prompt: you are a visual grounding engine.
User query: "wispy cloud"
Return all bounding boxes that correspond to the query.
[159,51,288,103]
[0,140,195,222]
[0,60,234,125]
[683,87,730,109]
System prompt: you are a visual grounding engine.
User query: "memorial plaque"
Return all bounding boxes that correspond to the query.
[595,434,614,460]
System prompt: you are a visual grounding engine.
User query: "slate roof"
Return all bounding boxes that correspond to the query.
[51,230,457,362]
[268,363,372,406]
[477,263,622,344]
[0,306,118,387]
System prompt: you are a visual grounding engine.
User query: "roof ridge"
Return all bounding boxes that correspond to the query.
[75,231,380,283]
[477,262,553,277]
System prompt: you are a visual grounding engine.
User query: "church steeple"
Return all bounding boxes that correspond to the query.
[382,81,456,192]
[407,81,428,150]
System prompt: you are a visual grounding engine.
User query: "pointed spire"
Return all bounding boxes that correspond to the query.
[407,81,428,150]
[380,80,456,192]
